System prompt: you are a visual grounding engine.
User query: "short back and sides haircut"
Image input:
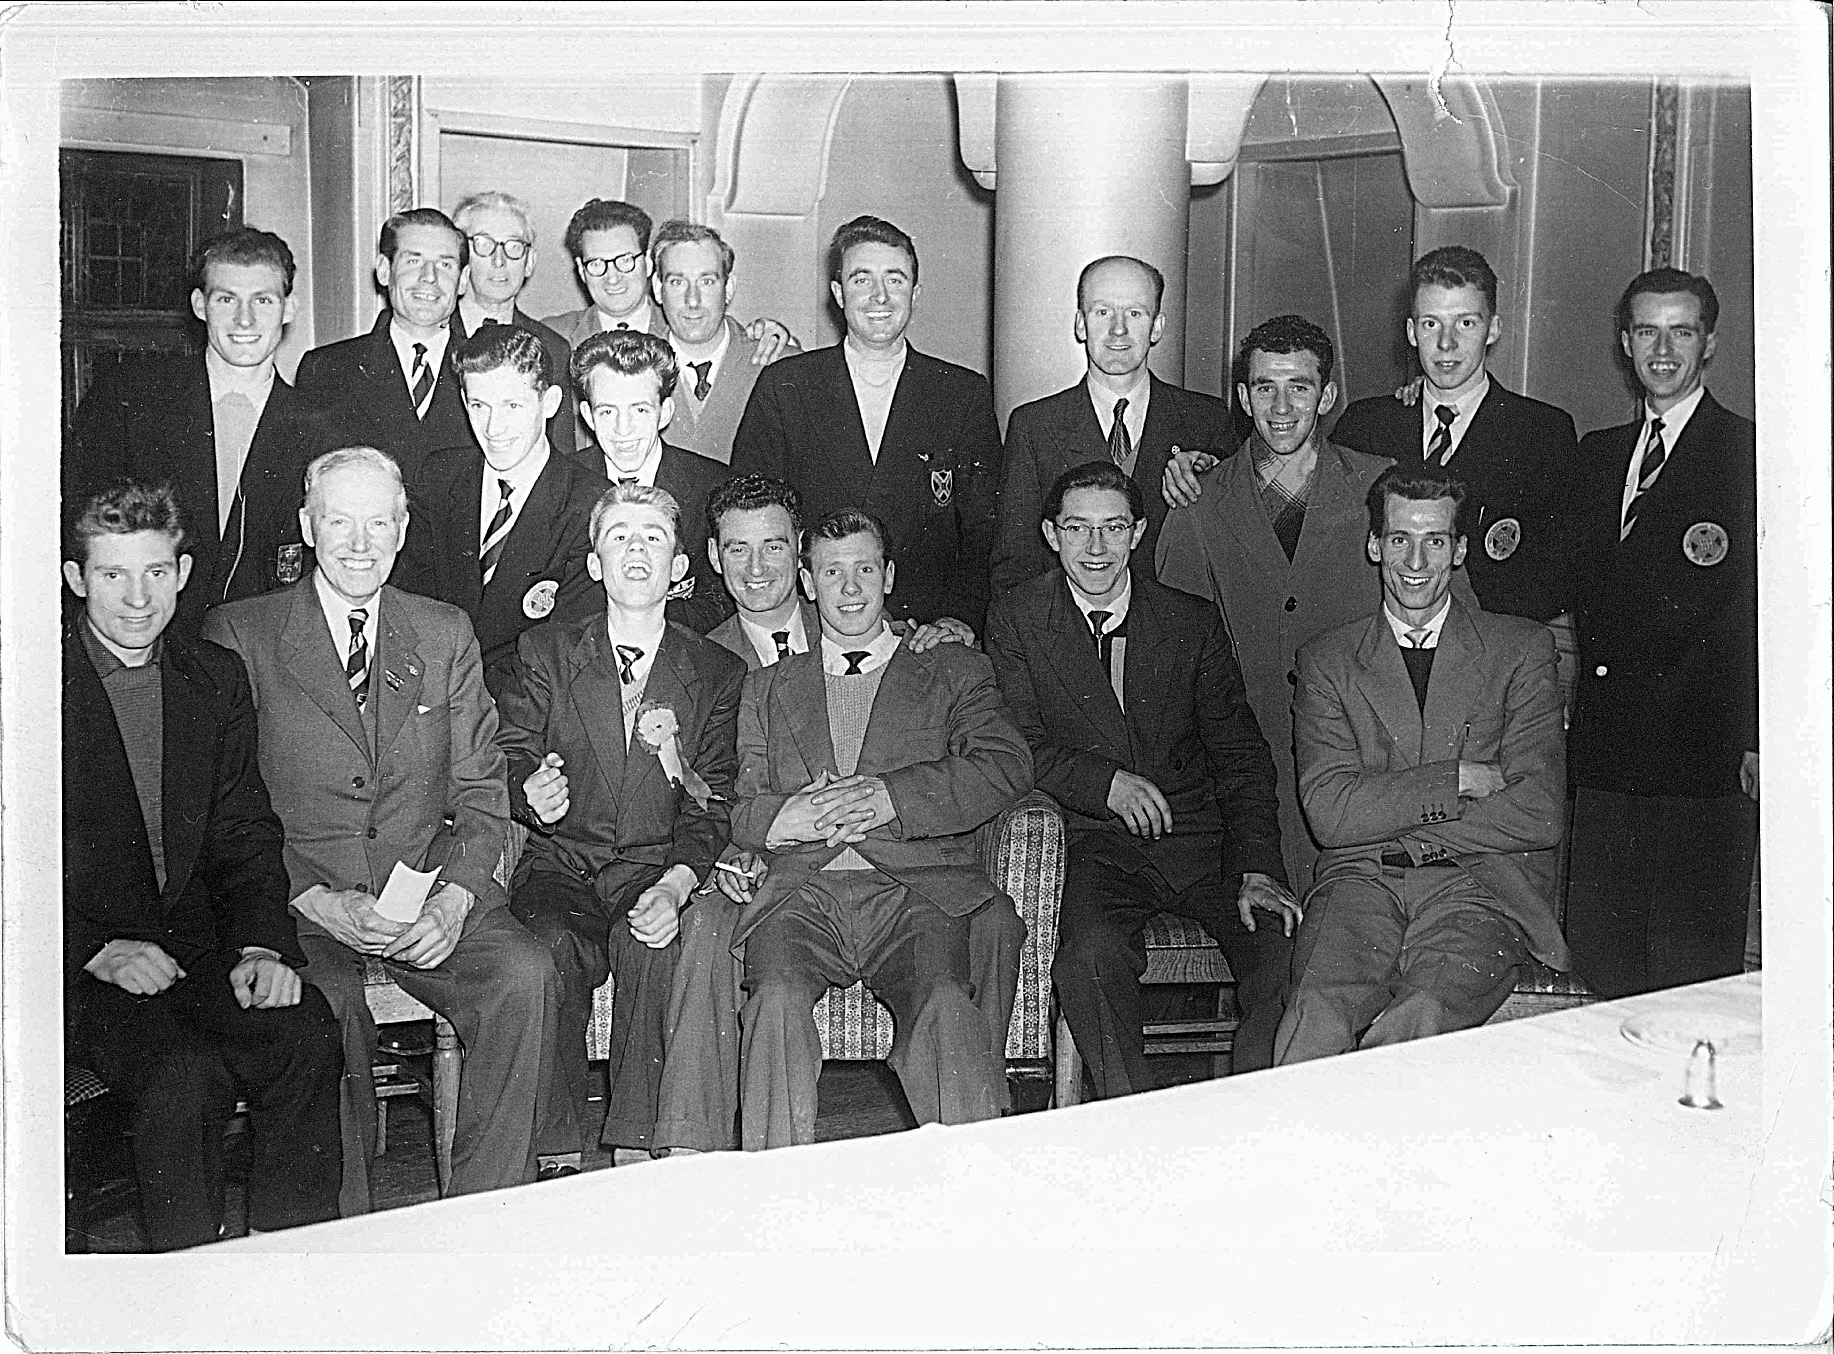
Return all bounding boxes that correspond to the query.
[801,508,892,570]
[66,481,187,565]
[1409,245,1499,314]
[651,219,736,279]
[192,227,297,295]
[1075,254,1166,311]
[1615,266,1721,335]
[378,207,468,270]
[1042,460,1146,524]
[1365,463,1471,540]
[706,474,804,544]
[303,446,408,518]
[589,481,683,550]
[826,215,918,286]
[1235,313,1338,387]
[451,324,554,391]
[451,189,536,241]
[564,199,653,259]
[570,329,679,403]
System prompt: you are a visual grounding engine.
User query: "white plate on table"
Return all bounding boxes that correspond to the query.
[1621,1010,1761,1057]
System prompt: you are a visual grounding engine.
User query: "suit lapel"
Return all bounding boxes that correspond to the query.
[779,651,839,778]
[568,618,629,796]
[873,349,931,492]
[1353,611,1424,764]
[1117,580,1175,762]
[853,641,933,774]
[1215,447,1288,583]
[360,316,424,451]
[1044,577,1133,760]
[372,591,426,764]
[443,456,487,612]
[176,372,223,551]
[1421,600,1486,764]
[157,646,216,901]
[482,452,564,612]
[278,581,372,759]
[621,628,703,805]
[816,347,877,492]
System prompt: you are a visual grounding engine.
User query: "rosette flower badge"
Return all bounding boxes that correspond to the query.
[634,702,719,809]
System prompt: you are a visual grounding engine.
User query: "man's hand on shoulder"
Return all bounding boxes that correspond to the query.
[294,884,409,956]
[903,615,976,652]
[85,940,184,996]
[1457,760,1507,799]
[1393,376,1424,407]
[230,947,302,1009]
[1108,769,1173,838]
[1161,446,1220,509]
[382,883,474,970]
[1236,872,1303,936]
[743,316,801,365]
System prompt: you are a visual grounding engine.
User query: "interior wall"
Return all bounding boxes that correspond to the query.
[1683,83,1754,420]
[60,76,316,374]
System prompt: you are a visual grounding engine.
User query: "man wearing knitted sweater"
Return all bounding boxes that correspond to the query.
[725,510,1033,1148]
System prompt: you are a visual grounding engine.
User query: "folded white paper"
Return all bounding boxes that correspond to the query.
[374,860,441,924]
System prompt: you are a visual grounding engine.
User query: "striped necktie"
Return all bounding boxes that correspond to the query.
[480,478,514,586]
[409,343,435,419]
[1106,398,1133,468]
[615,644,644,684]
[1428,404,1456,464]
[772,629,793,661]
[347,609,370,707]
[1620,418,1667,540]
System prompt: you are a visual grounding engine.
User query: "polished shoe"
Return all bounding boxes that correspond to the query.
[535,1161,582,1182]
[610,1147,652,1167]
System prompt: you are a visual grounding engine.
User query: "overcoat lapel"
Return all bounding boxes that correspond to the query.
[1216,448,1289,585]
[278,582,371,759]
[1352,611,1425,765]
[372,594,426,764]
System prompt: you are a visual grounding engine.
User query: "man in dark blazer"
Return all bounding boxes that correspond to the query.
[452,189,576,459]
[571,329,734,633]
[62,483,341,1250]
[1564,269,1758,998]
[1326,247,1580,657]
[986,462,1297,1095]
[1156,315,1400,897]
[1274,466,1569,1065]
[495,481,746,1162]
[730,215,1002,634]
[398,326,608,690]
[65,227,316,634]
[991,254,1233,596]
[728,510,1032,1148]
[203,446,575,1211]
[292,208,479,496]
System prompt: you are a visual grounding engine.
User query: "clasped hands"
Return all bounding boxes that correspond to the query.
[767,768,895,851]
[85,939,302,1008]
[293,880,474,970]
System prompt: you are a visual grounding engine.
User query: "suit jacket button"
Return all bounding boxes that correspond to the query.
[1286,671,1297,687]
[366,828,378,839]
[353,776,366,789]
[1284,597,1297,613]
[1595,665,1608,677]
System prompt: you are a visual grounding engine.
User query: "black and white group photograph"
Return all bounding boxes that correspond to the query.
[1,3,1828,1351]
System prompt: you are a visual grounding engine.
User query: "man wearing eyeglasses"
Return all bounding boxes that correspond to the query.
[984,461,1298,1097]
[452,190,576,459]
[542,200,798,458]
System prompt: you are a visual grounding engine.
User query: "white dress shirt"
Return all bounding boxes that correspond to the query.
[1085,371,1151,460]
[843,338,907,462]
[314,571,376,666]
[671,324,733,403]
[605,611,668,743]
[820,622,902,675]
[1619,384,1706,526]
[389,319,450,399]
[1420,374,1490,462]
[597,298,656,335]
[478,439,552,550]
[1383,596,1452,649]
[739,606,811,668]
[601,437,665,488]
[204,348,277,534]
[1066,572,1133,707]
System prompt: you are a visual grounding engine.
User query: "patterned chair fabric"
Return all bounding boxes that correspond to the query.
[65,1065,110,1109]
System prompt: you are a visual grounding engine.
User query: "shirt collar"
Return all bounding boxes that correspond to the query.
[81,616,163,674]
[604,608,667,659]
[738,605,809,664]
[671,323,733,387]
[1424,372,1489,421]
[1645,384,1706,443]
[203,347,277,402]
[1085,370,1151,426]
[843,335,908,375]
[1382,596,1451,648]
[820,621,901,675]
[597,298,654,334]
[487,437,552,502]
[1067,569,1134,632]
[389,316,450,378]
[602,436,664,486]
[314,569,377,654]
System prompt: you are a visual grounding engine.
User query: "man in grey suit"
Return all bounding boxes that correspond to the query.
[203,446,577,1209]
[650,220,769,466]
[1273,465,1570,1064]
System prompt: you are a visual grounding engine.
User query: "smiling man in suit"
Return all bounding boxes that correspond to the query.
[1563,269,1758,998]
[986,462,1297,1094]
[202,446,575,1210]
[649,220,771,467]
[494,481,746,1162]
[293,208,479,497]
[990,255,1232,596]
[63,482,342,1250]
[731,215,1001,634]
[66,228,316,633]
[401,325,608,689]
[1273,465,1570,1065]
[729,509,1031,1148]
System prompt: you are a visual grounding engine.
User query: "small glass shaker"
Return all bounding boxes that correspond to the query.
[1678,1038,1722,1110]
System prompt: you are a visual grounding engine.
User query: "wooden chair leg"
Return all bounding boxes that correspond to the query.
[1052,1013,1084,1108]
[433,1016,460,1195]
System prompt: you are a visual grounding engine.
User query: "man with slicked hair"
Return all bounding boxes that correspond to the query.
[990,253,1232,596]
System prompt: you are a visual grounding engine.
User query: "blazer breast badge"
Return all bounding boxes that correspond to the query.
[930,468,953,507]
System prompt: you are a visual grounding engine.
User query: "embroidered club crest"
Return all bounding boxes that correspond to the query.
[1484,517,1521,562]
[275,542,303,585]
[522,579,559,619]
[930,469,953,507]
[1682,521,1729,567]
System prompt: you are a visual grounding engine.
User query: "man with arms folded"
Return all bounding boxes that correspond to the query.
[403,325,608,689]
[1563,269,1758,997]
[64,483,341,1249]
[542,199,796,456]
[1274,466,1570,1064]
[986,462,1297,1094]
[732,215,999,634]
[571,330,733,633]
[293,209,478,493]
[66,228,315,632]
[727,510,1031,1148]
[1155,315,1399,898]
[991,254,1232,595]
[203,446,575,1209]
[451,189,576,458]
[494,482,746,1163]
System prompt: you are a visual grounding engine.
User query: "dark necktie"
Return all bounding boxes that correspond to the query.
[1621,417,1667,540]
[690,361,714,400]
[480,477,513,586]
[346,609,370,707]
[772,630,793,662]
[1428,404,1456,464]
[1087,609,1126,705]
[479,316,500,328]
[615,477,639,488]
[409,343,435,419]
[1107,397,1133,468]
[615,644,644,685]
[842,650,869,675]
